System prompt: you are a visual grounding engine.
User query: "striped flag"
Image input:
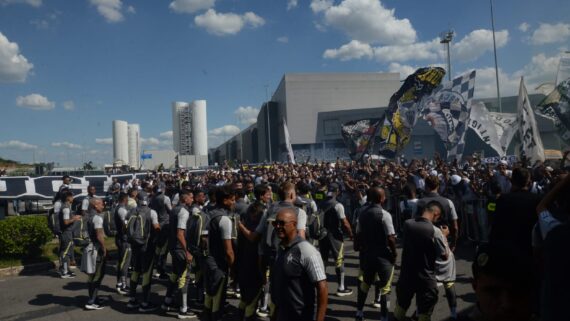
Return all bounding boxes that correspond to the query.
[422,70,476,161]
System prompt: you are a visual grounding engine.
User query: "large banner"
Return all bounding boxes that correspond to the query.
[468,102,519,156]
[489,112,519,155]
[377,67,446,158]
[518,77,546,163]
[0,173,148,200]
[422,70,476,161]
[536,77,570,146]
[341,118,382,160]
[468,102,502,156]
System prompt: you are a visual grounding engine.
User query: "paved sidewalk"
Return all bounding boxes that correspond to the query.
[0,242,477,321]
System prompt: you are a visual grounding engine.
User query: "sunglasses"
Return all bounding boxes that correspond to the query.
[272,220,296,227]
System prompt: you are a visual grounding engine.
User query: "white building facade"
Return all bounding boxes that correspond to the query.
[172,100,208,167]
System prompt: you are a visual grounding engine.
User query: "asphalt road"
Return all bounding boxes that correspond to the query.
[0,242,477,321]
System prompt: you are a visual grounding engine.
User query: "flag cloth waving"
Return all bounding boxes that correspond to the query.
[341,118,381,160]
[517,77,546,163]
[377,67,446,158]
[283,118,296,164]
[422,70,476,161]
[536,77,570,147]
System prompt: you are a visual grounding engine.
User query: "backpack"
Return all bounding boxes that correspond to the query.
[307,204,331,241]
[126,207,150,247]
[47,208,61,236]
[103,207,117,237]
[72,216,91,247]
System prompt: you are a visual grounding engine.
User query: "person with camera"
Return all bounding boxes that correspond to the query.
[353,186,397,321]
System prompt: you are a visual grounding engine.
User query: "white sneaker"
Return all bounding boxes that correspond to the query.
[85,303,104,310]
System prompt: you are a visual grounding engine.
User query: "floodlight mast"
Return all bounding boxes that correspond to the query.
[440,30,454,82]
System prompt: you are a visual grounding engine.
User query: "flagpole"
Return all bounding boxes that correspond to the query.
[490,0,502,112]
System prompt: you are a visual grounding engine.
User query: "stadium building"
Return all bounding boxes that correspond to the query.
[210,72,563,164]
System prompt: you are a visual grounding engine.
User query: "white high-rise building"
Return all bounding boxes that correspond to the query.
[172,100,208,156]
[113,120,129,166]
[128,124,141,169]
[113,120,142,168]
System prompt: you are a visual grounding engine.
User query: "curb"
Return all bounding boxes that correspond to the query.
[0,260,57,278]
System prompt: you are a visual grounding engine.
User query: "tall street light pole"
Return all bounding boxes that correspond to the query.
[440,30,454,81]
[490,0,502,112]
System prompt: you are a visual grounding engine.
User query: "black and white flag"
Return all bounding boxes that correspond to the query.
[517,77,545,163]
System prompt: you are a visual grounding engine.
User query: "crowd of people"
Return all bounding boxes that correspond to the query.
[49,152,570,321]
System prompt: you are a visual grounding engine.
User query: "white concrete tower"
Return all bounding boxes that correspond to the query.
[172,102,192,155]
[113,120,129,166]
[128,123,140,169]
[191,100,208,156]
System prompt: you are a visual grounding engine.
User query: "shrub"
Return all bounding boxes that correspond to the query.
[0,215,53,258]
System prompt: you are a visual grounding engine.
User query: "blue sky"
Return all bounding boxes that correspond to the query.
[0,0,569,166]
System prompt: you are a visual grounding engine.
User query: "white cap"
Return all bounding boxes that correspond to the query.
[430,170,438,176]
[451,174,462,186]
[499,160,508,166]
[546,166,554,172]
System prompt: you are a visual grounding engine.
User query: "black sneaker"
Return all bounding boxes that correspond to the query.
[127,299,140,309]
[139,302,159,313]
[177,310,197,319]
[336,288,353,297]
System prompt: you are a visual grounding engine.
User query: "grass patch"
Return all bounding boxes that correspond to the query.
[0,236,118,269]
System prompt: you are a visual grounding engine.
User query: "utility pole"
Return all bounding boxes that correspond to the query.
[265,85,272,162]
[490,0,502,112]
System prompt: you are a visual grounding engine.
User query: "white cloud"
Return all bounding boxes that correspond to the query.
[0,140,37,150]
[95,138,113,145]
[141,137,160,146]
[472,67,519,99]
[0,32,34,83]
[159,130,173,139]
[209,125,240,136]
[63,100,75,111]
[530,23,570,45]
[323,40,373,61]
[234,106,259,126]
[0,0,41,7]
[169,0,214,14]
[195,9,265,36]
[127,5,135,14]
[324,29,507,64]
[16,93,55,111]
[287,0,298,10]
[89,0,125,23]
[277,36,289,43]
[312,0,416,45]
[518,22,530,32]
[472,52,562,99]
[453,29,509,62]
[51,141,82,149]
[515,53,561,89]
[372,38,441,62]
[387,62,416,79]
[311,0,333,13]
[208,125,240,148]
